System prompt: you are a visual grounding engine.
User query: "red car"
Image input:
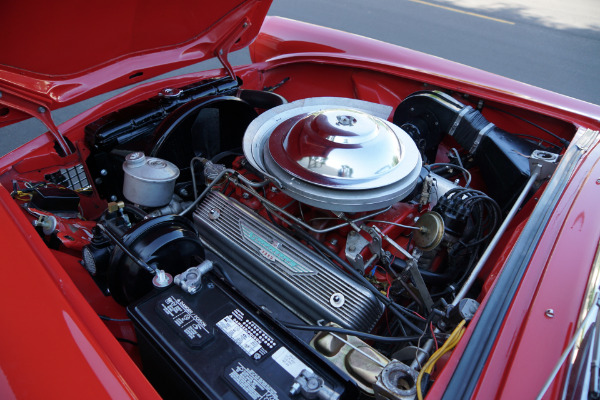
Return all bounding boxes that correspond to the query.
[1,1,599,399]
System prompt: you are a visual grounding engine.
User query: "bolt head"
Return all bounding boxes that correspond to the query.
[289,382,301,396]
[545,309,555,318]
[307,378,320,390]
[208,208,220,220]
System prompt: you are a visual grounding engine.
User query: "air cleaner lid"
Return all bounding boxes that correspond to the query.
[243,98,422,212]
[268,108,411,190]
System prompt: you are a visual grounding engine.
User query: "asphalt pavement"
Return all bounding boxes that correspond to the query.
[1,0,598,155]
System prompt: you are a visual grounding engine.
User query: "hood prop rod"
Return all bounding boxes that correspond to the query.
[0,90,72,156]
[215,19,251,81]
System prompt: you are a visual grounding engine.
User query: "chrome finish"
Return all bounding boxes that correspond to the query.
[244,97,393,175]
[330,293,345,308]
[268,109,411,189]
[243,98,422,212]
[158,87,182,98]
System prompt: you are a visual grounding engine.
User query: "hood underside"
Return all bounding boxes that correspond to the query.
[0,0,271,127]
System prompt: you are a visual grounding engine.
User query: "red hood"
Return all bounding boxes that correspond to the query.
[0,0,271,128]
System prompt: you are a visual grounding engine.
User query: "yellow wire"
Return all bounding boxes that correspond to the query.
[15,191,32,201]
[417,320,467,400]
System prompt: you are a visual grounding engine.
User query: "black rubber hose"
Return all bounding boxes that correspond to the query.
[281,321,429,343]
[392,257,455,285]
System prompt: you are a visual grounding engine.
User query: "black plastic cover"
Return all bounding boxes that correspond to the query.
[30,187,80,213]
[394,91,542,208]
[472,128,538,208]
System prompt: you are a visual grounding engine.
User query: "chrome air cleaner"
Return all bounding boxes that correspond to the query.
[243,98,422,212]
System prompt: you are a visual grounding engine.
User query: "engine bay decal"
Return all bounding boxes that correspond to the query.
[240,222,315,275]
[217,308,276,360]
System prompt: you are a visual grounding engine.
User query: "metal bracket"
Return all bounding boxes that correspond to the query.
[345,230,370,271]
[529,150,559,181]
[418,175,434,208]
[469,122,495,154]
[374,360,419,400]
[364,226,383,257]
[448,106,472,137]
[344,226,386,272]
[406,256,435,313]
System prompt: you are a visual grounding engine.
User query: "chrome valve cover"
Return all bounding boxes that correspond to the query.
[193,192,384,331]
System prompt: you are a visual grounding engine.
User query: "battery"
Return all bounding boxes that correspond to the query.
[128,274,356,399]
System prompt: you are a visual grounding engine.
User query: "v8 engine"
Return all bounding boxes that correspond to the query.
[12,76,559,399]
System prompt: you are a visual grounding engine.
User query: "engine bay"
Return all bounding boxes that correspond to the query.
[0,67,576,399]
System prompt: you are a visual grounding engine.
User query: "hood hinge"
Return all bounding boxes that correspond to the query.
[0,90,72,156]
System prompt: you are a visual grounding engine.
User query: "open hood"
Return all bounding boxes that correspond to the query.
[0,0,271,129]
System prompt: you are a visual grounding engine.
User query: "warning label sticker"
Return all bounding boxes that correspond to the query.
[227,361,279,400]
[158,295,212,347]
[271,347,312,378]
[217,309,276,360]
